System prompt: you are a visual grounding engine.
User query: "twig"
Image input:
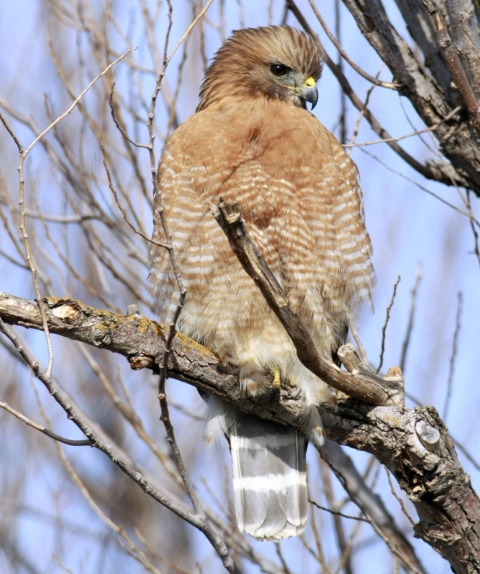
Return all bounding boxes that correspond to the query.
[320,443,426,574]
[376,276,401,374]
[109,83,150,149]
[275,543,292,574]
[443,292,463,422]
[0,401,92,446]
[23,48,135,158]
[359,146,480,224]
[345,106,462,148]
[319,458,353,574]
[299,533,332,573]
[307,480,328,569]
[385,470,416,527]
[348,322,369,365]
[54,443,162,574]
[466,189,480,268]
[306,0,398,89]
[100,140,167,248]
[346,64,383,153]
[334,0,347,144]
[454,437,480,472]
[165,0,215,64]
[308,498,369,523]
[399,264,422,373]
[318,441,425,573]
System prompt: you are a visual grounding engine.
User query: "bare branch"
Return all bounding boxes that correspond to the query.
[0,401,92,446]
[1,291,479,572]
[307,0,399,89]
[0,312,240,574]
[286,0,471,190]
[211,200,404,406]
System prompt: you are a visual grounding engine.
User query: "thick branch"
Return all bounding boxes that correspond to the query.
[1,290,480,571]
[340,0,480,196]
[287,0,471,190]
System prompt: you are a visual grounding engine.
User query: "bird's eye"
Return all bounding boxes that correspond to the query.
[270,64,288,77]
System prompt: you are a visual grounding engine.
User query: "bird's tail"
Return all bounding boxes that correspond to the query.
[230,414,308,541]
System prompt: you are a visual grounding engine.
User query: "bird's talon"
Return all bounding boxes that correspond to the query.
[272,366,281,389]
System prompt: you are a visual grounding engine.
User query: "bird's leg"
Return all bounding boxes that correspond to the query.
[240,364,286,397]
[272,366,281,390]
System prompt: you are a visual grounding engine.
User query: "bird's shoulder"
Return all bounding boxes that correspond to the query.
[159,98,355,180]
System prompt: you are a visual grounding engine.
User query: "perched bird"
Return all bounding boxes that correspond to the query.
[149,26,374,540]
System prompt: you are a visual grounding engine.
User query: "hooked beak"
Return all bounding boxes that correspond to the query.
[301,83,318,110]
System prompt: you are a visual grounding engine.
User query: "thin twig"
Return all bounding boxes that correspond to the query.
[0,401,92,446]
[466,189,480,268]
[307,0,398,89]
[399,264,422,373]
[359,147,480,225]
[348,322,369,365]
[376,276,401,374]
[443,292,463,422]
[320,446,425,574]
[308,498,369,523]
[100,140,167,248]
[275,543,292,574]
[346,64,383,153]
[166,0,215,64]
[385,470,416,527]
[24,48,135,158]
[109,83,150,149]
[306,471,333,571]
[334,0,347,144]
[320,457,353,574]
[344,106,462,148]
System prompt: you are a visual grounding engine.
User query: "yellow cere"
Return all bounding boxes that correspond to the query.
[304,76,316,87]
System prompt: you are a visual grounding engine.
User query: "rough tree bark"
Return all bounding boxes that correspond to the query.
[336,0,480,196]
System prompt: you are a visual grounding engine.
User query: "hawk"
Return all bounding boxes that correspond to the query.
[149,26,373,540]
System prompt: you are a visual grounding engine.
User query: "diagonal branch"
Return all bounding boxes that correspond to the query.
[211,199,404,407]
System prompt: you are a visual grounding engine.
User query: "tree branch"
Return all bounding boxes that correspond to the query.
[211,199,404,406]
[1,288,480,572]
[338,0,480,196]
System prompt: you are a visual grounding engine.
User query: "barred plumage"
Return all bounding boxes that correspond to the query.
[149,26,374,540]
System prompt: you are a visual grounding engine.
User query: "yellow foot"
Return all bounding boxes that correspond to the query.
[272,366,281,389]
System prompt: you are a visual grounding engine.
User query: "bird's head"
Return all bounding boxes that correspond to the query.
[197,26,323,112]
